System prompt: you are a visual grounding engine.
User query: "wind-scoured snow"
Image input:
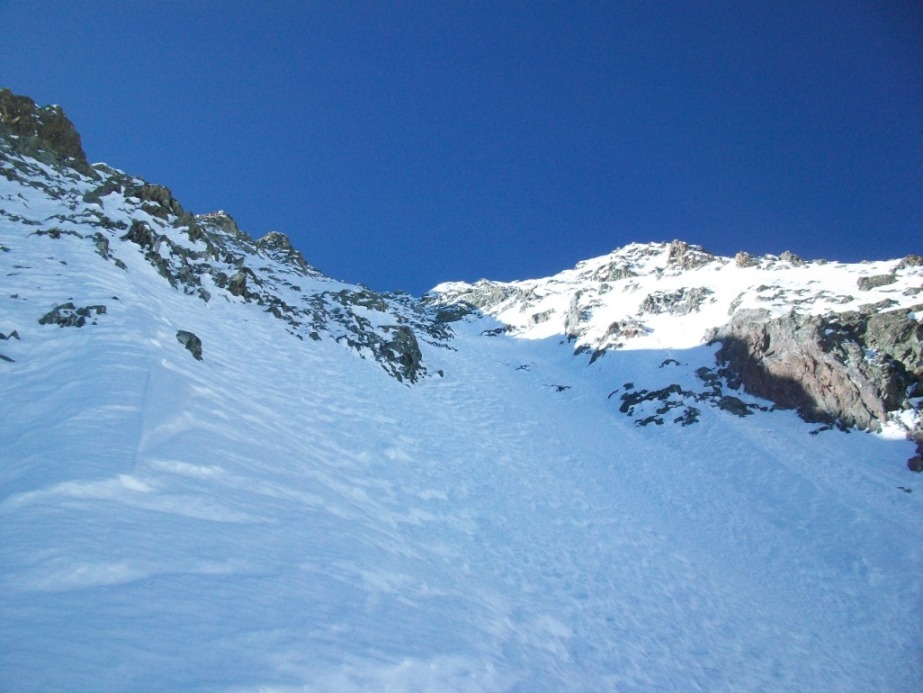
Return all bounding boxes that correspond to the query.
[1,153,922,691]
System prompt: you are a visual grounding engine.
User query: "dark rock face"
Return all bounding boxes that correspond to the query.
[619,383,692,426]
[0,88,96,178]
[176,330,203,360]
[255,231,312,273]
[710,307,923,433]
[382,326,423,383]
[122,220,163,251]
[434,303,475,324]
[611,365,767,428]
[228,270,250,298]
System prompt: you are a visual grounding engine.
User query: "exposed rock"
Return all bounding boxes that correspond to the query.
[93,233,110,257]
[530,309,553,325]
[639,287,713,316]
[434,303,475,323]
[564,292,586,339]
[592,261,637,282]
[255,231,312,273]
[897,254,923,270]
[674,407,701,426]
[0,88,97,178]
[717,395,754,417]
[1,328,19,361]
[666,240,715,270]
[336,289,387,313]
[381,325,423,383]
[121,220,163,252]
[619,383,702,427]
[33,227,80,239]
[228,270,249,297]
[612,362,767,428]
[735,251,758,268]
[132,183,185,219]
[176,330,203,360]
[197,211,244,238]
[82,176,127,206]
[432,280,518,311]
[779,250,805,266]
[710,307,923,432]
[0,92,453,386]
[604,318,649,343]
[857,273,896,291]
[38,302,106,328]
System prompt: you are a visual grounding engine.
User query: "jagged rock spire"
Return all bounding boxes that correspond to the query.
[0,87,96,178]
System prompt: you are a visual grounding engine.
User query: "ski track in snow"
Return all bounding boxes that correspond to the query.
[1,166,922,691]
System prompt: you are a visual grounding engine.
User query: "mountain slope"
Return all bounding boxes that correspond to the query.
[2,89,922,691]
[430,240,923,443]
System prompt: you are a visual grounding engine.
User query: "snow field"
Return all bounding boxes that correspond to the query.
[2,162,922,691]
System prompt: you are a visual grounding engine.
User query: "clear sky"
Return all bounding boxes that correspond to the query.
[2,1,921,295]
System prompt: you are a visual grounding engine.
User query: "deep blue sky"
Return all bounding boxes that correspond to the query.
[2,1,921,294]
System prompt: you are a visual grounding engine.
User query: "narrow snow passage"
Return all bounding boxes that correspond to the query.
[2,300,920,691]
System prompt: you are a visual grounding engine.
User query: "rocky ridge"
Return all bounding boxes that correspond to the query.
[0,91,449,383]
[429,240,923,456]
[2,88,921,463]
[0,88,96,178]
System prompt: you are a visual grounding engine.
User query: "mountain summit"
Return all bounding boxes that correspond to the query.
[430,240,923,445]
[2,89,921,690]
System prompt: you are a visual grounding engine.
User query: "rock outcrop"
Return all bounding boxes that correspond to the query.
[176,330,203,360]
[0,88,96,178]
[710,307,923,440]
[638,287,714,316]
[0,89,449,385]
[38,302,107,328]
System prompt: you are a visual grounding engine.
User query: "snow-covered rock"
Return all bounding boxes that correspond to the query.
[429,240,923,444]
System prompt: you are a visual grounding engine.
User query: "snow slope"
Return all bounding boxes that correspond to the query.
[1,154,922,690]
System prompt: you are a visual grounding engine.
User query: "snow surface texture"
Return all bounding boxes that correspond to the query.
[1,148,922,691]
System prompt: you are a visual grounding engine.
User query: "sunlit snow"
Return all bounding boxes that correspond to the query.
[1,154,921,691]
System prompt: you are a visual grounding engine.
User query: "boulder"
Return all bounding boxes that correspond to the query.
[175,330,203,360]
